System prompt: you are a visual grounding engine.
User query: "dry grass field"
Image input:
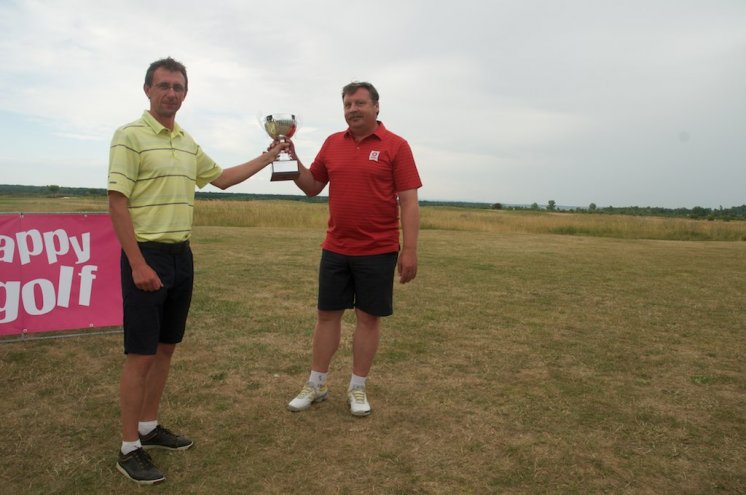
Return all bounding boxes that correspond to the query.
[1,196,745,494]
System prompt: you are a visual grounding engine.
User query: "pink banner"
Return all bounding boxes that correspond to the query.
[0,213,122,336]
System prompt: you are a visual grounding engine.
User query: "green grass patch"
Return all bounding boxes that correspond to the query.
[1,196,745,493]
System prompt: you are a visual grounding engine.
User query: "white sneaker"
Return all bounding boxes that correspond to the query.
[287,382,329,412]
[347,385,371,416]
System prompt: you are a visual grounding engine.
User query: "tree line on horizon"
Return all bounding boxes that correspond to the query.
[491,200,746,221]
[1,184,744,221]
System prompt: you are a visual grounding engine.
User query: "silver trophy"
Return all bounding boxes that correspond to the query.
[262,113,299,181]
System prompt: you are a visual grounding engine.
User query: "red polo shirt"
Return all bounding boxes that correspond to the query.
[310,122,422,256]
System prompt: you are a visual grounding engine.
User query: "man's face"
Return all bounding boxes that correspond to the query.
[144,67,187,120]
[343,88,379,133]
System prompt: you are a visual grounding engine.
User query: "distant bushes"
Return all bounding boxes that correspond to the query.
[2,184,744,221]
[495,200,746,221]
[0,184,106,197]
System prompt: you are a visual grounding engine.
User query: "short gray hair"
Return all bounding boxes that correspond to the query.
[145,57,188,90]
[341,81,379,104]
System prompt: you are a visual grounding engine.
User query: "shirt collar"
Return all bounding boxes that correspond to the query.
[344,121,386,141]
[141,110,184,137]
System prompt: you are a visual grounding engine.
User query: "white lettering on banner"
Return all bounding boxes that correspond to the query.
[22,279,56,315]
[70,233,91,264]
[0,281,20,324]
[0,265,98,324]
[0,235,15,263]
[57,265,73,307]
[16,229,42,264]
[0,229,91,266]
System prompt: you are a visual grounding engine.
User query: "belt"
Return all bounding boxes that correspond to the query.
[138,241,190,254]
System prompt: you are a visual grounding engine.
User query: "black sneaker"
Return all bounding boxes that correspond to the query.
[140,425,194,450]
[116,447,165,485]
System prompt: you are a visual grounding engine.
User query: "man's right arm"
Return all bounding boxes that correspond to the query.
[108,191,162,292]
[293,161,326,197]
[282,139,326,197]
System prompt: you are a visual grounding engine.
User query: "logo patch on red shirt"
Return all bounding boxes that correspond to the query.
[369,150,380,162]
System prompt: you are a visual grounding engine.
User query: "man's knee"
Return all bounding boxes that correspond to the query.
[155,343,176,359]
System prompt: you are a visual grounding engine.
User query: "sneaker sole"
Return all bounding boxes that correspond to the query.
[287,392,329,412]
[141,441,193,451]
[349,406,372,417]
[116,463,165,485]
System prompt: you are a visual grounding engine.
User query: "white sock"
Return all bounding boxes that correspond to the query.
[349,374,367,390]
[138,420,158,436]
[309,370,327,388]
[121,439,142,455]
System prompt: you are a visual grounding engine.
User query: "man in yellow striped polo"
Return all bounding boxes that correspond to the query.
[108,57,285,485]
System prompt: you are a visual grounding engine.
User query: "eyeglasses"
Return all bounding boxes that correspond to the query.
[153,82,186,93]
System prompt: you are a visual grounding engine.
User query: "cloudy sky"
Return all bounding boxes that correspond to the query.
[0,0,744,208]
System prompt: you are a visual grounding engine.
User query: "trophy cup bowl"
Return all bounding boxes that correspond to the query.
[262,113,299,181]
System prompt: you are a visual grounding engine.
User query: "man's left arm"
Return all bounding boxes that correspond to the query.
[210,142,286,190]
[397,188,420,284]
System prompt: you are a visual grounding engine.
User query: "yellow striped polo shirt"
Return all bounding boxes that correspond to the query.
[107,111,223,242]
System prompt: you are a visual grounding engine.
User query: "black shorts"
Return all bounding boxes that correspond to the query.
[318,249,398,317]
[120,242,194,355]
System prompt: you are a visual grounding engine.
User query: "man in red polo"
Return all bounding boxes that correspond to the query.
[287,81,421,416]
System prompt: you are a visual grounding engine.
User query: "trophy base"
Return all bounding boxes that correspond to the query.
[271,171,300,181]
[271,160,299,181]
